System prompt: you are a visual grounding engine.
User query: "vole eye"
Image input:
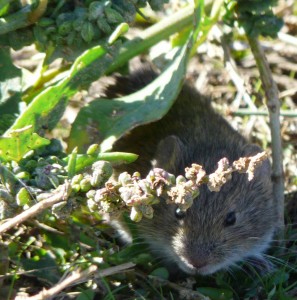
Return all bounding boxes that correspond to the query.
[175,208,186,220]
[224,211,236,226]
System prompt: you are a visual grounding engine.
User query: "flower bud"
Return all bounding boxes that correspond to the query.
[16,187,31,206]
[130,206,142,222]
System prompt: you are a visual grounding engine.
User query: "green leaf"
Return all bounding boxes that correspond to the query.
[171,26,192,47]
[267,285,276,299]
[107,242,150,265]
[63,152,138,174]
[0,48,21,106]
[16,187,31,206]
[6,43,118,136]
[0,48,22,133]
[241,14,283,38]
[233,0,283,38]
[237,0,279,14]
[197,287,233,300]
[20,249,61,284]
[0,125,50,162]
[77,289,95,300]
[0,1,10,17]
[0,164,23,195]
[69,44,190,152]
[150,267,169,280]
[67,147,78,178]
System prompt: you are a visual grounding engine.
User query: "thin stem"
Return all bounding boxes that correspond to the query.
[106,0,216,76]
[23,64,70,104]
[0,182,71,235]
[24,262,135,300]
[247,36,284,230]
[231,109,297,117]
[106,4,194,74]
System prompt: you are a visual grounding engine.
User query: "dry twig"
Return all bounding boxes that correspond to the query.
[21,262,135,300]
[247,36,284,229]
[0,182,71,235]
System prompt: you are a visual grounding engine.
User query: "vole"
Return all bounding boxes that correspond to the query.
[103,67,277,275]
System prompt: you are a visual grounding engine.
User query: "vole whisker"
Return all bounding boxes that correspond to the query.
[263,254,297,272]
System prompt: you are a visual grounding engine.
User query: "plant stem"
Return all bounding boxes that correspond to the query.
[247,36,284,230]
[23,4,196,99]
[106,4,195,74]
[0,182,71,234]
[25,263,135,300]
[231,109,297,117]
[0,0,47,35]
[0,6,30,34]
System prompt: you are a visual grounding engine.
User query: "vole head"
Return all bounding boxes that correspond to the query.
[137,136,277,275]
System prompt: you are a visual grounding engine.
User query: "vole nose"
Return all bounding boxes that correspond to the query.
[187,257,208,269]
[184,242,217,269]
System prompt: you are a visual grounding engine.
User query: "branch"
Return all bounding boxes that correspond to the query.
[106,4,194,74]
[0,182,71,235]
[231,109,297,117]
[22,262,135,300]
[247,36,284,229]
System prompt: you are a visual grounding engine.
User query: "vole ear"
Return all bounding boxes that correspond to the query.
[152,135,186,174]
[241,144,271,178]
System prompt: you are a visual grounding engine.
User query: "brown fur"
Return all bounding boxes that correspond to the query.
[104,68,277,275]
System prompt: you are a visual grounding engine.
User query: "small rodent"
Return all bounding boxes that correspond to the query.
[104,67,277,275]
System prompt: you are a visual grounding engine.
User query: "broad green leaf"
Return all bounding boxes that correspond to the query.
[0,125,50,162]
[69,44,190,153]
[5,43,118,136]
[63,152,138,174]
